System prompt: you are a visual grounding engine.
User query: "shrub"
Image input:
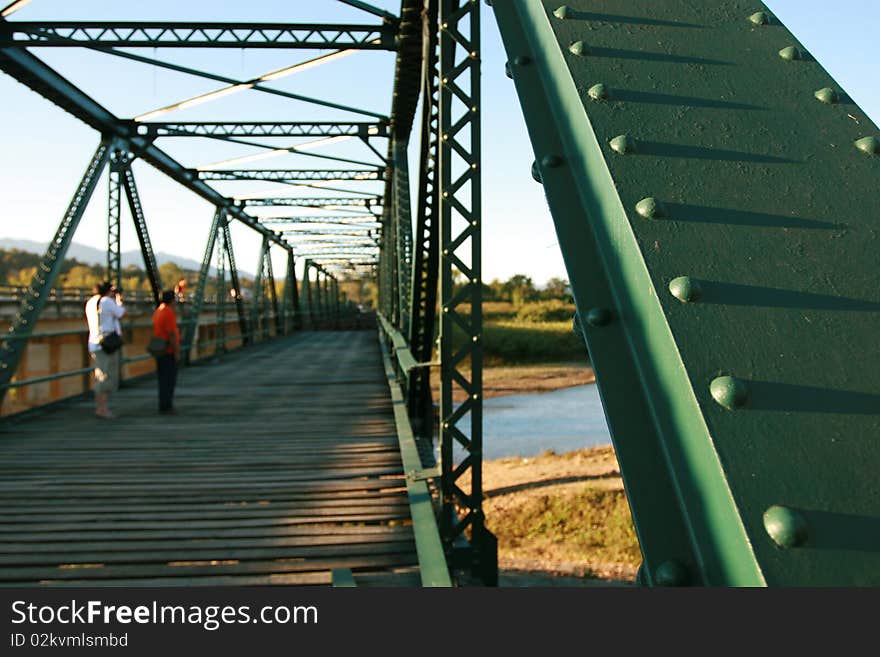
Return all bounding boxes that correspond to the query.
[515,299,576,323]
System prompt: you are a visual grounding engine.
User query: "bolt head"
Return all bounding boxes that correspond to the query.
[654,560,688,586]
[569,40,589,56]
[609,135,637,155]
[635,197,666,220]
[553,5,572,19]
[530,161,543,184]
[504,62,513,79]
[778,46,802,61]
[668,276,702,303]
[814,87,839,104]
[541,154,562,168]
[764,505,808,548]
[588,83,610,100]
[710,375,749,410]
[513,55,531,66]
[854,136,880,156]
[585,307,611,327]
[748,11,770,25]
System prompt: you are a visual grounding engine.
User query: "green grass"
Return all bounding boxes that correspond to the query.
[481,320,587,365]
[495,486,641,568]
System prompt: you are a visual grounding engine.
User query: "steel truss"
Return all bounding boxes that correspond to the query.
[0,22,396,49]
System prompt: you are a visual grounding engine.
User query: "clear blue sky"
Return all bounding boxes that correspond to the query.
[0,1,877,285]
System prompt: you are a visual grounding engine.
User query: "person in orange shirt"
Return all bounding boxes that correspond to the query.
[152,290,181,414]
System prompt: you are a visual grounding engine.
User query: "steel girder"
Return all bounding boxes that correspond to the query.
[0,22,396,49]
[221,219,249,346]
[120,165,162,304]
[407,0,440,438]
[143,122,388,139]
[0,141,112,396]
[198,170,384,183]
[492,0,880,586]
[182,209,222,364]
[437,0,492,584]
[107,150,124,287]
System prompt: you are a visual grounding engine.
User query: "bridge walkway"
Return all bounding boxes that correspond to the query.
[0,331,424,586]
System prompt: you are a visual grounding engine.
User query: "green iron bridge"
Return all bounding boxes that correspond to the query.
[0,0,877,587]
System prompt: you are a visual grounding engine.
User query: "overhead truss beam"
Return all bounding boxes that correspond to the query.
[143,122,388,139]
[198,169,384,183]
[0,22,396,49]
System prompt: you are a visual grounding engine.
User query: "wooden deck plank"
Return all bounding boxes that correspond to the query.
[0,331,422,586]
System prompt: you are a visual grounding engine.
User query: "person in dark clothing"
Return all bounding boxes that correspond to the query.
[152,290,181,414]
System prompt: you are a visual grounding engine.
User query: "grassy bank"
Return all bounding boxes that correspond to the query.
[483,446,640,583]
[452,301,588,367]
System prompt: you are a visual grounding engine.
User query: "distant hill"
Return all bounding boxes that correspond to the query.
[0,238,253,278]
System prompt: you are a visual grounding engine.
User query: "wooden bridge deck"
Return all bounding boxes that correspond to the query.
[0,331,422,586]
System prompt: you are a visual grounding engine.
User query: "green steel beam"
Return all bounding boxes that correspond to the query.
[0,140,112,398]
[120,163,162,304]
[492,0,880,586]
[0,22,396,49]
[377,328,452,587]
[145,122,387,139]
[182,209,222,363]
[106,150,124,288]
[438,0,492,584]
[198,169,384,183]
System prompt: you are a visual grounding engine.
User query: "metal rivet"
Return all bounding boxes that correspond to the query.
[513,55,531,66]
[585,308,611,327]
[763,505,808,548]
[778,46,802,61]
[609,135,637,154]
[569,40,589,56]
[814,87,839,104]
[654,560,688,587]
[635,197,666,220]
[588,83,609,100]
[541,154,562,168]
[553,5,572,19]
[472,335,479,342]
[710,375,749,410]
[504,62,512,79]
[668,276,702,303]
[748,11,770,25]
[530,161,543,184]
[854,136,880,156]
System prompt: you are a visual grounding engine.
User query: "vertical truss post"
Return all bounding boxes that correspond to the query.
[0,140,112,398]
[407,0,440,437]
[393,137,413,335]
[303,260,313,328]
[284,249,300,332]
[215,220,228,354]
[333,277,340,328]
[182,208,221,363]
[221,219,249,345]
[318,270,327,326]
[250,236,268,342]
[107,149,124,288]
[120,163,162,304]
[438,0,492,584]
[266,248,281,337]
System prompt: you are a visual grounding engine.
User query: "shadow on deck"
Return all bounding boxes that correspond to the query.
[0,331,422,586]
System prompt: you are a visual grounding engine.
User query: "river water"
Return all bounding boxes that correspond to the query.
[479,384,612,460]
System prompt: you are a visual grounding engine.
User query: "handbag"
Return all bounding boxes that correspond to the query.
[96,297,123,354]
[147,336,169,358]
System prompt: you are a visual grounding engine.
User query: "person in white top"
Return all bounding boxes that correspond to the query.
[84,281,126,418]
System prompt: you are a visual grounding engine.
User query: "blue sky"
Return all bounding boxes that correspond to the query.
[0,1,877,285]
